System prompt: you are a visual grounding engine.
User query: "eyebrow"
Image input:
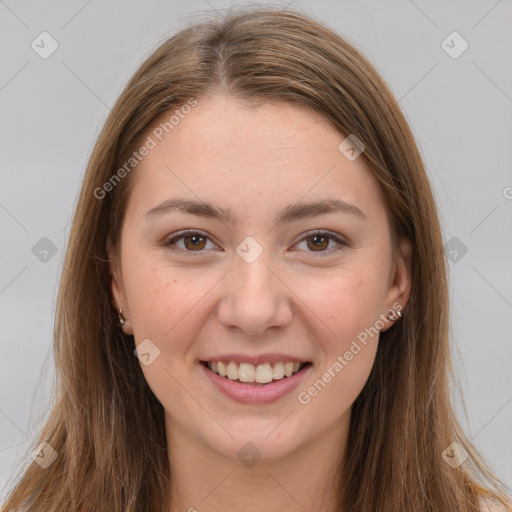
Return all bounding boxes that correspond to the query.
[146,197,367,225]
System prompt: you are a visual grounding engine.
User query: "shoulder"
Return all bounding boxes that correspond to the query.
[479,495,512,512]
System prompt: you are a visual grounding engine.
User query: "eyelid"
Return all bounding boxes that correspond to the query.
[163,229,348,255]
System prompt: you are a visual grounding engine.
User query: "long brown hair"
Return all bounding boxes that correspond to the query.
[2,6,511,511]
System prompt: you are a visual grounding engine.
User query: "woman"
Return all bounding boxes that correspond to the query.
[2,6,511,512]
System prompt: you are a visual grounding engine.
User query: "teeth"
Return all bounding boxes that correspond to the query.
[226,361,238,380]
[272,361,284,379]
[255,363,273,383]
[218,361,227,377]
[206,360,306,384]
[238,362,255,382]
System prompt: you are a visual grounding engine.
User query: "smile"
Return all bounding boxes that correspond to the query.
[200,360,313,404]
[201,360,310,385]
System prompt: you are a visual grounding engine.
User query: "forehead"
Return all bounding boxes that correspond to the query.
[125,94,387,226]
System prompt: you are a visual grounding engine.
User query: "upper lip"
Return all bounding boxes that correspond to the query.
[201,353,311,366]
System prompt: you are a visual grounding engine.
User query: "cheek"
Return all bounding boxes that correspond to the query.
[122,261,213,403]
[297,276,382,416]
[299,267,385,393]
[124,263,174,335]
[305,267,386,342]
[122,251,223,360]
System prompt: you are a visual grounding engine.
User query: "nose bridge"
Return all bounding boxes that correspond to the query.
[233,233,278,297]
[235,249,276,299]
[217,246,292,335]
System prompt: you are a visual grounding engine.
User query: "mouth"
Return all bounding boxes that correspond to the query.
[200,360,312,386]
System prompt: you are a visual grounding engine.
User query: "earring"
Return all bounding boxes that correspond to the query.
[387,310,402,321]
[118,308,126,327]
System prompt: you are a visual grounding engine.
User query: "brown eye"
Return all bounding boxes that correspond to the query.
[164,230,346,256]
[182,234,207,251]
[295,230,346,256]
[165,231,215,253]
[306,234,330,251]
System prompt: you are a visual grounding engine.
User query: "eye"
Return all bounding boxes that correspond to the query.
[293,230,347,256]
[164,230,218,253]
[163,229,347,256]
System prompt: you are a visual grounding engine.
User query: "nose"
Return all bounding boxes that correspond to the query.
[217,252,293,337]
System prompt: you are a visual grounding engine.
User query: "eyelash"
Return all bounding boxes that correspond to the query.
[163,230,347,257]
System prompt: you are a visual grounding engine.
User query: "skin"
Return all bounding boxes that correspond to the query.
[107,93,412,512]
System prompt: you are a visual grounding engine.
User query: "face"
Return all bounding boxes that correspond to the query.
[107,94,411,463]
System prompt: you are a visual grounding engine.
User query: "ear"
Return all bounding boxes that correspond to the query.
[380,237,412,332]
[106,235,133,335]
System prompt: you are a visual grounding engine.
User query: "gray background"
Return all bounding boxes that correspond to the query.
[1,0,511,498]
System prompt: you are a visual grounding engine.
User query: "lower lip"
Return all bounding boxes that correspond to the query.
[200,362,312,404]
